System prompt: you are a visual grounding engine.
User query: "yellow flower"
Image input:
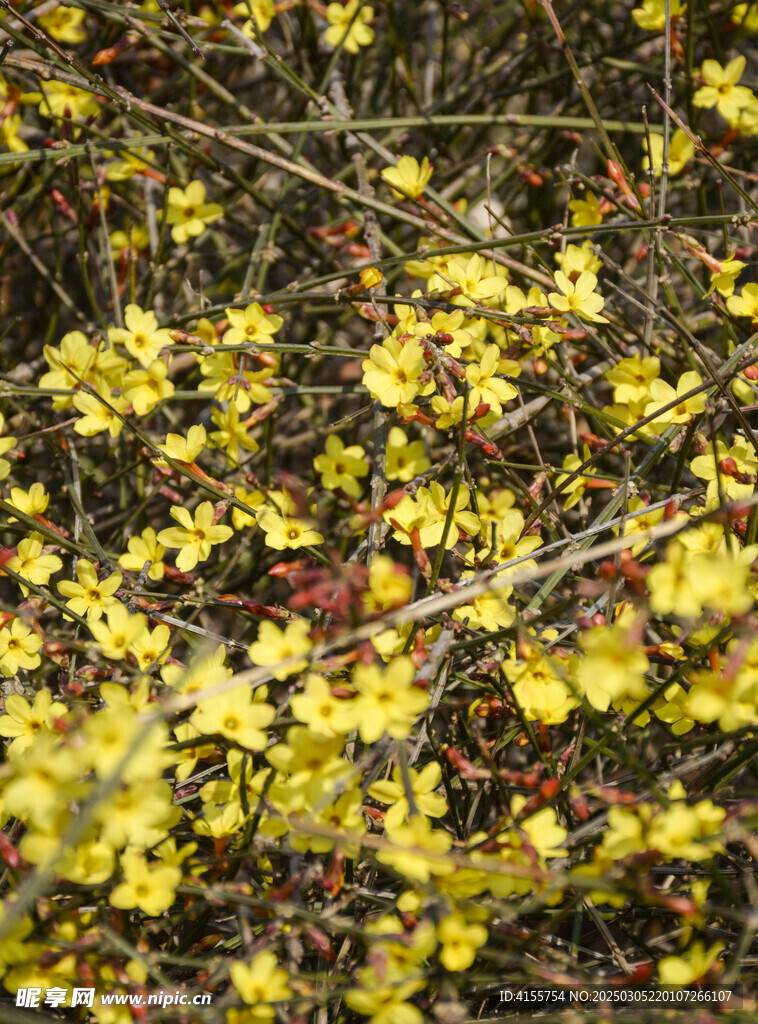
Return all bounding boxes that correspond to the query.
[72,385,127,438]
[444,253,507,302]
[367,554,412,610]
[345,978,425,1024]
[359,266,383,289]
[89,603,147,660]
[465,344,519,415]
[727,282,758,323]
[222,302,283,346]
[130,621,172,671]
[548,270,608,323]
[0,413,16,481]
[110,222,150,258]
[416,481,480,549]
[5,532,62,597]
[693,56,755,122]
[362,336,427,408]
[605,353,661,405]
[109,849,181,917]
[314,434,369,497]
[123,360,175,415]
[554,444,595,511]
[385,426,430,482]
[210,404,259,463]
[352,657,429,742]
[642,129,694,177]
[324,0,374,54]
[568,191,603,227]
[157,424,207,464]
[576,618,650,713]
[377,805,454,882]
[57,560,122,621]
[616,496,667,556]
[646,541,702,618]
[0,690,67,756]
[381,156,433,198]
[39,330,97,409]
[369,762,447,818]
[554,240,603,279]
[707,256,746,298]
[658,941,724,986]
[38,5,88,43]
[7,482,50,522]
[733,2,758,32]
[231,485,265,530]
[644,370,706,427]
[233,0,275,37]
[631,0,685,31]
[230,950,291,1017]
[190,687,275,750]
[247,618,312,681]
[108,304,174,367]
[257,493,324,550]
[0,618,43,676]
[198,352,274,412]
[689,438,757,505]
[165,180,223,244]
[437,911,488,971]
[290,674,358,737]
[38,80,99,122]
[105,146,157,182]
[157,502,233,572]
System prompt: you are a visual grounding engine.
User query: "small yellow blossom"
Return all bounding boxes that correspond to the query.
[110,849,181,917]
[324,0,374,54]
[247,618,312,681]
[157,502,233,572]
[631,0,685,31]
[222,302,283,346]
[314,434,369,497]
[0,413,16,481]
[548,270,608,323]
[210,405,259,463]
[108,304,173,367]
[257,492,324,550]
[5,533,62,597]
[233,0,275,36]
[352,658,429,742]
[381,156,433,198]
[157,424,207,464]
[385,426,430,481]
[642,129,695,177]
[38,80,99,122]
[644,370,706,427]
[465,344,519,414]
[0,619,43,676]
[72,385,127,438]
[118,524,165,581]
[230,950,291,1017]
[693,56,755,122]
[437,912,488,971]
[39,5,87,43]
[57,560,122,622]
[191,687,275,750]
[568,191,603,227]
[658,941,724,986]
[89,604,148,660]
[362,336,428,408]
[123,360,175,415]
[165,180,223,244]
[7,482,49,522]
